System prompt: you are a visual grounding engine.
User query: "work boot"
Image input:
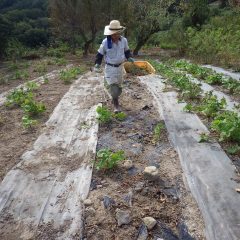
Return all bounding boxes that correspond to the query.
[113,98,120,113]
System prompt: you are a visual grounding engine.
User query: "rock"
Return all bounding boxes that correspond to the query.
[115,209,131,226]
[123,160,133,169]
[144,166,159,180]
[143,217,157,230]
[123,189,133,207]
[103,196,115,209]
[97,184,103,189]
[83,199,92,206]
[85,207,96,217]
[135,182,145,192]
[136,224,148,240]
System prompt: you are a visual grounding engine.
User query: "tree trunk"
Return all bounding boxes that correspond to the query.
[83,39,94,56]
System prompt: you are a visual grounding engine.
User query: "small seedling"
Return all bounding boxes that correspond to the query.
[113,112,127,121]
[25,81,39,91]
[96,149,125,170]
[60,67,82,84]
[79,121,90,129]
[43,76,49,84]
[183,103,194,112]
[22,115,38,128]
[199,133,210,143]
[22,100,46,116]
[153,122,164,141]
[226,145,240,155]
[96,106,112,124]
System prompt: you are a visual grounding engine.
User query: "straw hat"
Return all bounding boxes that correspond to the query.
[104,20,126,35]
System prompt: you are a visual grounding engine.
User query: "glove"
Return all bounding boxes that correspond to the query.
[128,58,135,63]
[94,64,102,73]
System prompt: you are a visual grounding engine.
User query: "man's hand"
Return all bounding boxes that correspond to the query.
[127,58,135,63]
[94,64,102,73]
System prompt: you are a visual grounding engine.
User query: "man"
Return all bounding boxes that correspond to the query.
[95,20,134,113]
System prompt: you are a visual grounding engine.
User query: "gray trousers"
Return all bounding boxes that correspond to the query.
[104,80,122,99]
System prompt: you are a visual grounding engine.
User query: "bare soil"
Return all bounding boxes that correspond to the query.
[84,76,205,240]
[0,54,206,239]
[0,55,92,181]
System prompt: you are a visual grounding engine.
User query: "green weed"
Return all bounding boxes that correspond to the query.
[113,112,127,121]
[96,106,112,124]
[96,149,125,170]
[211,111,240,143]
[33,62,47,74]
[199,133,210,143]
[60,66,82,84]
[153,122,165,141]
[22,100,46,116]
[226,145,240,155]
[25,81,39,91]
[6,88,33,107]
[22,115,38,128]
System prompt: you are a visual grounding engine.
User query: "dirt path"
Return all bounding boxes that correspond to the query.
[84,76,205,240]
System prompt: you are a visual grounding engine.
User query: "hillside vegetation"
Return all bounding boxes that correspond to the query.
[0,0,239,70]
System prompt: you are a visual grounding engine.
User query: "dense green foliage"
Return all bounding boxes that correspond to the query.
[0,0,49,57]
[0,0,239,69]
[152,6,240,69]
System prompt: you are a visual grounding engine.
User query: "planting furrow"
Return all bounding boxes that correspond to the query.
[203,65,240,81]
[186,73,239,113]
[0,72,104,239]
[0,65,73,106]
[139,74,240,240]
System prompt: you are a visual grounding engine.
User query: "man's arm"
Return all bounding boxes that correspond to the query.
[95,52,104,65]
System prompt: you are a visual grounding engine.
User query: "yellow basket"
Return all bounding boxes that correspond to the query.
[124,61,156,74]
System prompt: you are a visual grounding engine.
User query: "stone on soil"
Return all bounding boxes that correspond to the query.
[85,207,96,217]
[115,209,131,226]
[123,160,133,169]
[137,224,148,240]
[144,166,159,180]
[83,199,92,206]
[143,217,157,230]
[135,182,144,192]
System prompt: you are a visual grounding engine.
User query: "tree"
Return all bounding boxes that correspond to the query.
[0,14,12,58]
[128,0,175,55]
[181,0,210,28]
[50,0,105,55]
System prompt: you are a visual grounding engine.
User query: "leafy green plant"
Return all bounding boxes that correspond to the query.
[54,57,67,66]
[96,149,125,170]
[197,92,226,118]
[226,145,240,155]
[33,62,47,74]
[60,67,82,84]
[25,81,39,91]
[22,115,38,128]
[153,122,165,141]
[6,88,33,107]
[205,73,223,85]
[183,103,194,112]
[22,100,46,116]
[96,106,112,124]
[113,112,127,121]
[199,133,210,143]
[43,76,49,84]
[211,111,240,143]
